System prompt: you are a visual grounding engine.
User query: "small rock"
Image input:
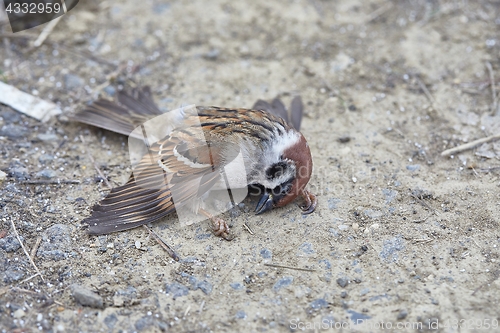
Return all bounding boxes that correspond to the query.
[336,277,348,288]
[0,235,22,252]
[103,85,116,96]
[273,276,293,291]
[340,291,348,298]
[13,309,26,318]
[309,298,328,310]
[204,49,220,60]
[397,309,408,320]
[9,166,29,180]
[406,164,420,172]
[36,169,57,179]
[135,241,141,249]
[104,313,118,329]
[352,223,359,231]
[196,280,212,295]
[0,170,6,182]
[37,224,72,261]
[135,316,154,331]
[38,154,54,164]
[71,284,104,308]
[0,109,22,123]
[230,282,244,290]
[37,133,59,142]
[338,224,349,231]
[165,282,189,299]
[0,124,28,139]
[298,242,315,254]
[260,248,272,259]
[235,310,247,319]
[64,74,84,90]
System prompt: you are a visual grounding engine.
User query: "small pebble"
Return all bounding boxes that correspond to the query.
[13,309,26,318]
[397,309,408,320]
[135,241,141,249]
[336,277,348,288]
[352,223,359,231]
[71,284,104,308]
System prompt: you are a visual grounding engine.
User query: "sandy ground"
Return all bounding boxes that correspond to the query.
[1,0,500,332]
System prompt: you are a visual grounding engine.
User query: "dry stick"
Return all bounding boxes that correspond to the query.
[22,179,80,185]
[410,193,439,216]
[79,135,113,190]
[32,16,62,48]
[441,134,500,156]
[30,237,42,261]
[264,263,316,272]
[242,223,254,235]
[10,219,45,282]
[485,62,498,115]
[366,2,393,23]
[142,225,179,261]
[415,77,435,104]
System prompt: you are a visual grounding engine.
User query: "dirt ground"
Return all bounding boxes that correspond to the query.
[1,0,500,332]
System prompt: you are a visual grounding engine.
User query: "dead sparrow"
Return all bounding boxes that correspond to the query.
[73,87,316,239]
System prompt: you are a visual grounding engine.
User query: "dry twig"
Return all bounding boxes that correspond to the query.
[10,218,45,282]
[264,263,315,272]
[32,16,62,48]
[142,225,179,261]
[441,134,500,156]
[485,62,498,115]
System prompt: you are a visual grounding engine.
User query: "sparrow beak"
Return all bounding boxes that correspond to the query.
[255,191,274,214]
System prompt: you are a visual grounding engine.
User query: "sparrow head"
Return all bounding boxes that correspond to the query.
[254,133,313,214]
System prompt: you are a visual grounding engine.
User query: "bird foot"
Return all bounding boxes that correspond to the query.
[299,189,317,214]
[199,209,234,241]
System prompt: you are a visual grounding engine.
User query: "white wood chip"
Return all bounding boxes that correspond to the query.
[0,81,61,122]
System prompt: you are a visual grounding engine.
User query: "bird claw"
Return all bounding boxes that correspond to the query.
[211,217,234,241]
[299,190,317,215]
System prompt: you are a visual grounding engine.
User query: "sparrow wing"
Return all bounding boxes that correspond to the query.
[290,96,303,131]
[71,86,163,136]
[83,127,222,235]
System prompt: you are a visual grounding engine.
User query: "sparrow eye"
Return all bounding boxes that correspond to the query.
[272,182,292,196]
[266,162,288,180]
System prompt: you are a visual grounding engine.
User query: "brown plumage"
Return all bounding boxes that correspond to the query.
[73,87,316,239]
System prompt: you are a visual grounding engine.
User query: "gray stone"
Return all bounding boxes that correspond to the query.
[135,316,154,331]
[104,313,118,329]
[36,169,57,179]
[9,166,29,180]
[38,154,54,164]
[272,276,293,291]
[336,277,348,288]
[310,298,328,310]
[379,236,405,262]
[3,266,26,283]
[165,282,189,299]
[37,133,59,142]
[260,248,272,259]
[64,74,84,90]
[0,234,22,252]
[37,224,72,261]
[0,124,28,139]
[235,310,246,319]
[397,309,408,320]
[298,242,315,254]
[0,109,21,123]
[71,284,104,308]
[406,164,420,172]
